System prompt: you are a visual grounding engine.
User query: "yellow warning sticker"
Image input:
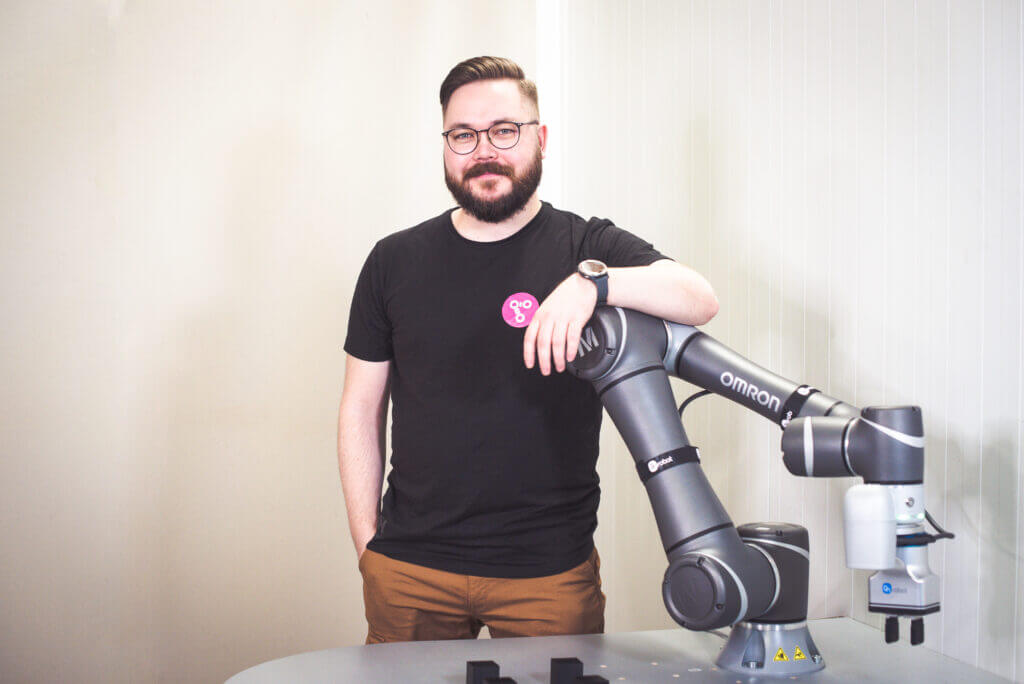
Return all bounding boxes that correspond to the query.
[773,647,789,662]
[793,646,807,661]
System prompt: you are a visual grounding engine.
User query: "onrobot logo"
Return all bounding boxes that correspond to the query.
[882,583,893,594]
[648,455,675,473]
[719,371,782,412]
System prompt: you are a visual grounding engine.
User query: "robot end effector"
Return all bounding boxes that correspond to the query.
[781,408,954,644]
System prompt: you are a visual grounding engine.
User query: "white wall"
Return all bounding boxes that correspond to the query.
[560,1,1023,681]
[1,1,1021,683]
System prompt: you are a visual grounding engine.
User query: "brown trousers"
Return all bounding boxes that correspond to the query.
[359,548,606,643]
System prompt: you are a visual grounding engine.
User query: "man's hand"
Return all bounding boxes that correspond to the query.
[523,273,597,375]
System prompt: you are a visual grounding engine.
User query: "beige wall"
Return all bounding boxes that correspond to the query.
[1,1,1022,683]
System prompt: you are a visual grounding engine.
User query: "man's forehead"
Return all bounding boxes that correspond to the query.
[443,79,531,127]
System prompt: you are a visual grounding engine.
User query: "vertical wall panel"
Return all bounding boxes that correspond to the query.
[978,2,1023,680]
[1017,6,1024,678]
[883,0,917,414]
[773,0,807,540]
[943,0,986,666]
[803,0,835,619]
[825,0,860,620]
[913,0,953,651]
[743,0,777,530]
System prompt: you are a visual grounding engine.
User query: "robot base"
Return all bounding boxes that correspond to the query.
[716,620,825,677]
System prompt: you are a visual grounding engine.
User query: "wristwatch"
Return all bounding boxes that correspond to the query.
[577,259,609,305]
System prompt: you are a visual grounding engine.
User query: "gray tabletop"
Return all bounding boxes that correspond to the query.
[226,617,1010,683]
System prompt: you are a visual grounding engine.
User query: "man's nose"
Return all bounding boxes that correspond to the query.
[472,133,499,160]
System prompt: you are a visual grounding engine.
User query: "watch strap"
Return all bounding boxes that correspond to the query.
[578,260,609,305]
[592,272,608,305]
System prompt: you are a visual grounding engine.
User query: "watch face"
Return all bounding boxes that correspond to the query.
[579,259,607,277]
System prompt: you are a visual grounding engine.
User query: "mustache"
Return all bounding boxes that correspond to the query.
[463,162,514,180]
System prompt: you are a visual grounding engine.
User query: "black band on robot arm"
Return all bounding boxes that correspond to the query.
[779,385,819,428]
[636,446,702,483]
[597,365,665,399]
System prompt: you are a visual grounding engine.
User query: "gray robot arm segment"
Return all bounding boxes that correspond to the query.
[663,319,925,484]
[571,308,782,629]
[663,321,858,425]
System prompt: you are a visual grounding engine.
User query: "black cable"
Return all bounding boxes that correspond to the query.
[678,390,712,418]
[924,510,955,540]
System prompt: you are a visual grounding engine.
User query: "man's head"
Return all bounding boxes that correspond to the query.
[440,57,547,223]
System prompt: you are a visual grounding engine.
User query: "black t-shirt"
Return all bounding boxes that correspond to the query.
[344,201,667,578]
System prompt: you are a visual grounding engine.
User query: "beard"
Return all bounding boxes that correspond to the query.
[444,149,543,223]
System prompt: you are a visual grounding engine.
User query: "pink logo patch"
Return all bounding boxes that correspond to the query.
[502,292,538,328]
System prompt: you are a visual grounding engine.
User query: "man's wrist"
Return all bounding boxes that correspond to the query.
[577,259,609,305]
[574,272,598,299]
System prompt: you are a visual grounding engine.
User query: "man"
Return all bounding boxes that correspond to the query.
[339,56,718,644]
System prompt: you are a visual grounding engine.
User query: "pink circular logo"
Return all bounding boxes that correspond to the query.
[501,292,538,328]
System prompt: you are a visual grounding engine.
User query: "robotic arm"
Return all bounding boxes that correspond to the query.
[567,307,953,675]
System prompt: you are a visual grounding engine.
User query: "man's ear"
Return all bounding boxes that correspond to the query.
[538,124,548,158]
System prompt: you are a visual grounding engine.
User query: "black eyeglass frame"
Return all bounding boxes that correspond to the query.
[441,120,540,155]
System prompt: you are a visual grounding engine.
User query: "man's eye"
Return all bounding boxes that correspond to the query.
[452,131,474,141]
[493,126,516,136]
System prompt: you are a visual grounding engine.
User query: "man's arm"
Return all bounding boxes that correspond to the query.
[337,354,391,560]
[524,259,719,375]
[605,258,719,324]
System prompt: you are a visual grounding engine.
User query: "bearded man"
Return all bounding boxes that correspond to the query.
[339,56,719,643]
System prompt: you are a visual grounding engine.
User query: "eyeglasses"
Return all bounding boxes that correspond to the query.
[441,120,539,155]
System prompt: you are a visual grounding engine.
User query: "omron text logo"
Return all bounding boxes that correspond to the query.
[719,371,781,412]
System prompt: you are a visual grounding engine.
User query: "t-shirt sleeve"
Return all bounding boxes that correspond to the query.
[344,242,394,361]
[577,217,670,267]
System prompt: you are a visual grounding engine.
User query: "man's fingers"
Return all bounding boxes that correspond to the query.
[536,318,554,375]
[523,318,538,368]
[551,319,569,372]
[565,319,584,363]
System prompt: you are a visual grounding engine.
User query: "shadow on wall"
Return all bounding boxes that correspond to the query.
[945,426,1020,674]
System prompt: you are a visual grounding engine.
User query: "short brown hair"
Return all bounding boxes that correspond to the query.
[439,56,539,117]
